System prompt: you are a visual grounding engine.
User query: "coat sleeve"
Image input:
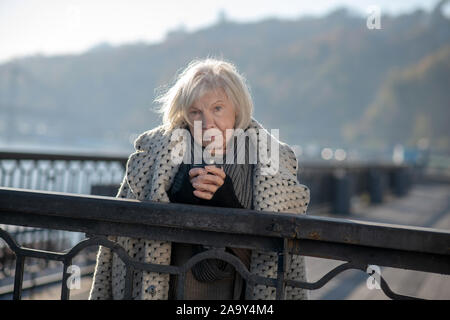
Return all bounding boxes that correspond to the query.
[249,144,310,300]
[88,174,133,300]
[282,145,310,300]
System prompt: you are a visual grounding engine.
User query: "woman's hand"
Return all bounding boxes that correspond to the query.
[189,165,226,200]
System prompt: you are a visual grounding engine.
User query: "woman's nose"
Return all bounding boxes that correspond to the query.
[201,112,215,129]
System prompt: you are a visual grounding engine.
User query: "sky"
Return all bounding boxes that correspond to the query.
[0,0,445,64]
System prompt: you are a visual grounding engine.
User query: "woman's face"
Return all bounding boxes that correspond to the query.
[187,88,236,151]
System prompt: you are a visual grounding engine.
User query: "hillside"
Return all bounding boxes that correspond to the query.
[345,45,450,153]
[0,5,449,155]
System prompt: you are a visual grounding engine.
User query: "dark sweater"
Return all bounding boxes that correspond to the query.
[167,165,251,300]
[168,166,244,208]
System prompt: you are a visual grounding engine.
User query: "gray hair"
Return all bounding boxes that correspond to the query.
[155,58,253,130]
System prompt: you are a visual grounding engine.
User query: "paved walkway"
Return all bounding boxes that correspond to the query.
[306,184,450,300]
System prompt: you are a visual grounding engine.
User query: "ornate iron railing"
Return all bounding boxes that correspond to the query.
[0,150,414,214]
[0,151,127,194]
[0,150,418,298]
[0,187,448,300]
[0,151,128,294]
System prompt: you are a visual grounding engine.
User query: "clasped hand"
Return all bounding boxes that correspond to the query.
[189,165,226,200]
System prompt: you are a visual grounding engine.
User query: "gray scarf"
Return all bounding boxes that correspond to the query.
[169,128,254,283]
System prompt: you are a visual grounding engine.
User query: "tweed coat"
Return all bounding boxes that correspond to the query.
[89,117,310,300]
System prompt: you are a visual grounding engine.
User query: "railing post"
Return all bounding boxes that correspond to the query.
[392,166,410,197]
[123,266,134,300]
[244,280,255,300]
[13,255,25,300]
[368,168,385,204]
[332,168,351,215]
[275,240,287,300]
[176,272,186,300]
[61,259,72,300]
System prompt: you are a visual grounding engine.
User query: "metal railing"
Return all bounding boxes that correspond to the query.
[0,151,414,211]
[300,161,414,213]
[0,150,420,297]
[0,150,128,295]
[0,187,448,300]
[0,151,127,194]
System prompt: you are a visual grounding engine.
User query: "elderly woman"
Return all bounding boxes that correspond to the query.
[89,58,310,300]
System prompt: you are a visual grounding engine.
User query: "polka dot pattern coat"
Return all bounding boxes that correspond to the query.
[89,118,310,300]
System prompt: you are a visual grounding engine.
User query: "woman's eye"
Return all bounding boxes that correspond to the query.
[189,110,200,116]
[214,106,222,111]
